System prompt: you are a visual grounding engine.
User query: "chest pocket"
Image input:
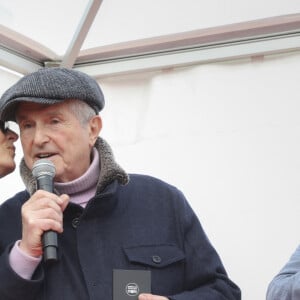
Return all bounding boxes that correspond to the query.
[123,244,185,268]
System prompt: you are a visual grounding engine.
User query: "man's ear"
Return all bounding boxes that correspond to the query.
[88,115,102,146]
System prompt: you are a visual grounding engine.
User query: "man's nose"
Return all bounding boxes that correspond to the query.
[32,126,50,145]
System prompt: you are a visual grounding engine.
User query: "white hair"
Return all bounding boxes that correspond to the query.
[66,99,96,126]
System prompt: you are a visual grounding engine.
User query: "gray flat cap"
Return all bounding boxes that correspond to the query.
[0,67,105,121]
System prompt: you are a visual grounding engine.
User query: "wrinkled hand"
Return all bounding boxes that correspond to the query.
[139,294,168,300]
[19,190,69,257]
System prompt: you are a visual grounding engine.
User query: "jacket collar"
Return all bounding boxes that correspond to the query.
[19,137,129,195]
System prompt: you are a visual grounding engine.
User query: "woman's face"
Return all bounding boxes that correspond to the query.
[0,122,19,178]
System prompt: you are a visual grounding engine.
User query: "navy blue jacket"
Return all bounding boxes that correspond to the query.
[0,174,240,299]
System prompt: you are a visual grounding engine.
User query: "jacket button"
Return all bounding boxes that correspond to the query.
[72,217,80,228]
[152,255,162,264]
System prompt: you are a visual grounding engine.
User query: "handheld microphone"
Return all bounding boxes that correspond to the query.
[32,159,58,263]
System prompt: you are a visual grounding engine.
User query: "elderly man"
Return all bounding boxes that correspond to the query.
[0,67,241,300]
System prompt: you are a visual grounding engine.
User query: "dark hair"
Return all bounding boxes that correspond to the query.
[0,120,9,134]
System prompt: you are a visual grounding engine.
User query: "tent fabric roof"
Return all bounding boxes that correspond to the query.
[1,0,300,77]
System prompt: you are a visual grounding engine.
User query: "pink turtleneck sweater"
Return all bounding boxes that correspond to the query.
[9,149,100,280]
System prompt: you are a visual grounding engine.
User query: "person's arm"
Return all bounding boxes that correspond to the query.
[9,241,42,280]
[0,191,43,300]
[0,244,44,300]
[148,190,241,300]
[139,294,168,300]
[0,190,69,299]
[267,244,300,300]
[175,193,240,299]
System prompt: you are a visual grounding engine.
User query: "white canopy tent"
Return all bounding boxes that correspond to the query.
[1,0,300,76]
[1,1,300,299]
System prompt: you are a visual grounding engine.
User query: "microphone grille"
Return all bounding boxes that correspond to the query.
[32,159,56,179]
